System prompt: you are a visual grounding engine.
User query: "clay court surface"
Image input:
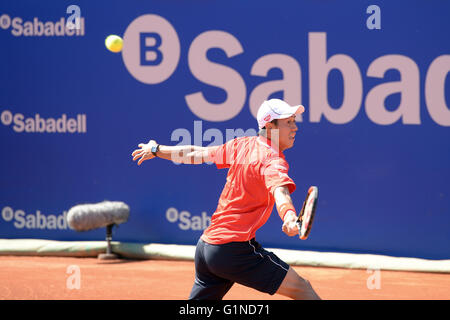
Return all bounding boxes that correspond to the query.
[0,256,449,300]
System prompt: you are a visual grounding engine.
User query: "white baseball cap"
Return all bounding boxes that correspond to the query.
[257,99,305,129]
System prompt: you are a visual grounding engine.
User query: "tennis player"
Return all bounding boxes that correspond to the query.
[132,99,321,300]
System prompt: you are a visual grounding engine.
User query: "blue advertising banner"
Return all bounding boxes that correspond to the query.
[1,0,449,259]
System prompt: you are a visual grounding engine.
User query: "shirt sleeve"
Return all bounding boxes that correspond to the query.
[207,139,236,169]
[261,157,296,195]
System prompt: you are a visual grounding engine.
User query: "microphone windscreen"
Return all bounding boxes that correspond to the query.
[67,201,130,231]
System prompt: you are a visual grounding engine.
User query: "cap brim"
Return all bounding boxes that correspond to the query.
[258,104,305,128]
[276,105,305,119]
[295,105,305,114]
[294,105,305,115]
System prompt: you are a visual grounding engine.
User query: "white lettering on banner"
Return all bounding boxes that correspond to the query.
[166,207,211,231]
[366,55,420,125]
[122,14,180,84]
[425,55,450,126]
[122,14,450,127]
[0,110,87,133]
[309,33,363,124]
[1,206,70,230]
[249,54,303,123]
[186,31,247,122]
[0,14,85,37]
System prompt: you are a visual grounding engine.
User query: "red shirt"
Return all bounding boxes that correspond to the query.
[201,135,296,244]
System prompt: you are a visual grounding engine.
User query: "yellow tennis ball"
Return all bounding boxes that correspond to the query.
[105,35,123,53]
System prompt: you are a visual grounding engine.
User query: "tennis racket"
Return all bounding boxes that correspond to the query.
[297,186,318,240]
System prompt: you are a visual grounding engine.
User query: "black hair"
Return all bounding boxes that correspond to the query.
[263,119,278,129]
[258,119,278,136]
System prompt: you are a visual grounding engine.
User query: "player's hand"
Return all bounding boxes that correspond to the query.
[282,211,299,237]
[132,140,158,165]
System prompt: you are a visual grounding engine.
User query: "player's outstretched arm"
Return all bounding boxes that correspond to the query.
[132,139,217,166]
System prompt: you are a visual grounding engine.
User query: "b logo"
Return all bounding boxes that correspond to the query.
[122,14,180,84]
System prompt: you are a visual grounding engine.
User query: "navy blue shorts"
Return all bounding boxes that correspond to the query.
[189,238,290,300]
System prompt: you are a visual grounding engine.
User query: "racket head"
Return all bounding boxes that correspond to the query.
[297,186,318,240]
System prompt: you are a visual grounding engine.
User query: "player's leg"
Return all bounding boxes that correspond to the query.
[276,266,321,300]
[213,239,320,300]
[204,239,290,297]
[189,276,234,300]
[189,239,234,300]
